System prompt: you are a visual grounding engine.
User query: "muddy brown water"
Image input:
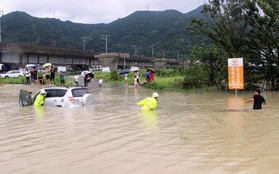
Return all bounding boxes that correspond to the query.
[0,84,279,174]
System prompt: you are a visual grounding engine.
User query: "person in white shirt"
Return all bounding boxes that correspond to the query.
[25,68,31,85]
[98,78,103,86]
[74,74,79,86]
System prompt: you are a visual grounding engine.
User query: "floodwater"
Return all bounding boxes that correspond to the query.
[1,83,279,174]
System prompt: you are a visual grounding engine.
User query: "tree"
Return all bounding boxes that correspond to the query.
[189,44,227,91]
[189,0,279,90]
[189,0,251,58]
[245,0,279,89]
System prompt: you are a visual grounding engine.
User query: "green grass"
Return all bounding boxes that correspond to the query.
[0,76,26,84]
[0,69,186,91]
[93,70,185,90]
[143,76,184,90]
[0,73,73,86]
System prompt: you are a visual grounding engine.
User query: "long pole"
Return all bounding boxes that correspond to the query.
[82,36,91,51]
[124,54,126,69]
[101,34,108,53]
[0,10,4,43]
[177,50,180,61]
[151,45,154,58]
[82,36,85,51]
[105,35,108,53]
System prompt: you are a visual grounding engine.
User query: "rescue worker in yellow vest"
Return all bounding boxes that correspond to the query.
[137,92,159,111]
[34,89,46,106]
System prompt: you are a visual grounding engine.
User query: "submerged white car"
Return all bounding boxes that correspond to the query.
[19,86,94,107]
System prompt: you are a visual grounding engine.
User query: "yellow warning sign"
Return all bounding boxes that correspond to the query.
[228,58,244,90]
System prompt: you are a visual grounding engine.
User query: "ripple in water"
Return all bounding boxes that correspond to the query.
[1,85,279,174]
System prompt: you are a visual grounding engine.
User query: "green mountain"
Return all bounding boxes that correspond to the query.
[1,6,204,58]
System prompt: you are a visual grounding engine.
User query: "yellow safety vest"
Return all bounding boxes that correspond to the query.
[34,94,45,106]
[137,97,157,111]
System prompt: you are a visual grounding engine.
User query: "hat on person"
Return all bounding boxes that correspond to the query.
[152,92,159,98]
[40,89,46,94]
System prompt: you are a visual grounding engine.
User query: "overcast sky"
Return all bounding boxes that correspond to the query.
[1,0,206,24]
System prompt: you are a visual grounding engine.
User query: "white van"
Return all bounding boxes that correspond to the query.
[57,66,67,72]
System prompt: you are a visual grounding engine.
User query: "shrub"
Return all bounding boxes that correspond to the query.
[144,81,166,90]
[182,66,208,89]
[110,70,120,81]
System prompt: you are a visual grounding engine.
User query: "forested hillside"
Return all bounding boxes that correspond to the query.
[1,6,204,58]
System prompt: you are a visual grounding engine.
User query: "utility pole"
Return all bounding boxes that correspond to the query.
[105,35,108,53]
[82,36,86,51]
[82,36,91,51]
[123,54,126,69]
[101,34,108,53]
[177,50,180,61]
[0,10,4,43]
[133,45,138,56]
[151,45,155,58]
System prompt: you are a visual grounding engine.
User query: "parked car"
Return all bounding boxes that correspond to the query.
[0,70,24,78]
[19,86,94,107]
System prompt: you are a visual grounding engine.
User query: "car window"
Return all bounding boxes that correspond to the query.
[72,88,89,97]
[45,89,67,98]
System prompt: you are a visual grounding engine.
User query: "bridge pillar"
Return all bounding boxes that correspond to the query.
[95,53,129,71]
[152,58,168,69]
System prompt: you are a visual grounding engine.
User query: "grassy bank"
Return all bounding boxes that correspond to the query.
[143,76,184,90]
[0,76,26,84]
[0,69,185,90]
[0,72,73,86]
[92,69,185,90]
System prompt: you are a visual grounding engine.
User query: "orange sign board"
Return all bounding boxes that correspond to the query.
[228,58,244,90]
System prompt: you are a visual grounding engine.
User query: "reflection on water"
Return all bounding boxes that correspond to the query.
[34,106,45,121]
[140,110,158,129]
[1,84,279,174]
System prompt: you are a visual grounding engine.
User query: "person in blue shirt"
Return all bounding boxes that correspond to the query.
[59,71,65,84]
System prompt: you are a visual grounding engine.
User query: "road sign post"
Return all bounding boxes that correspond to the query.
[228,58,244,94]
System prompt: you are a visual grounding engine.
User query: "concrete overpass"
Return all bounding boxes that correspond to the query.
[0,43,181,71]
